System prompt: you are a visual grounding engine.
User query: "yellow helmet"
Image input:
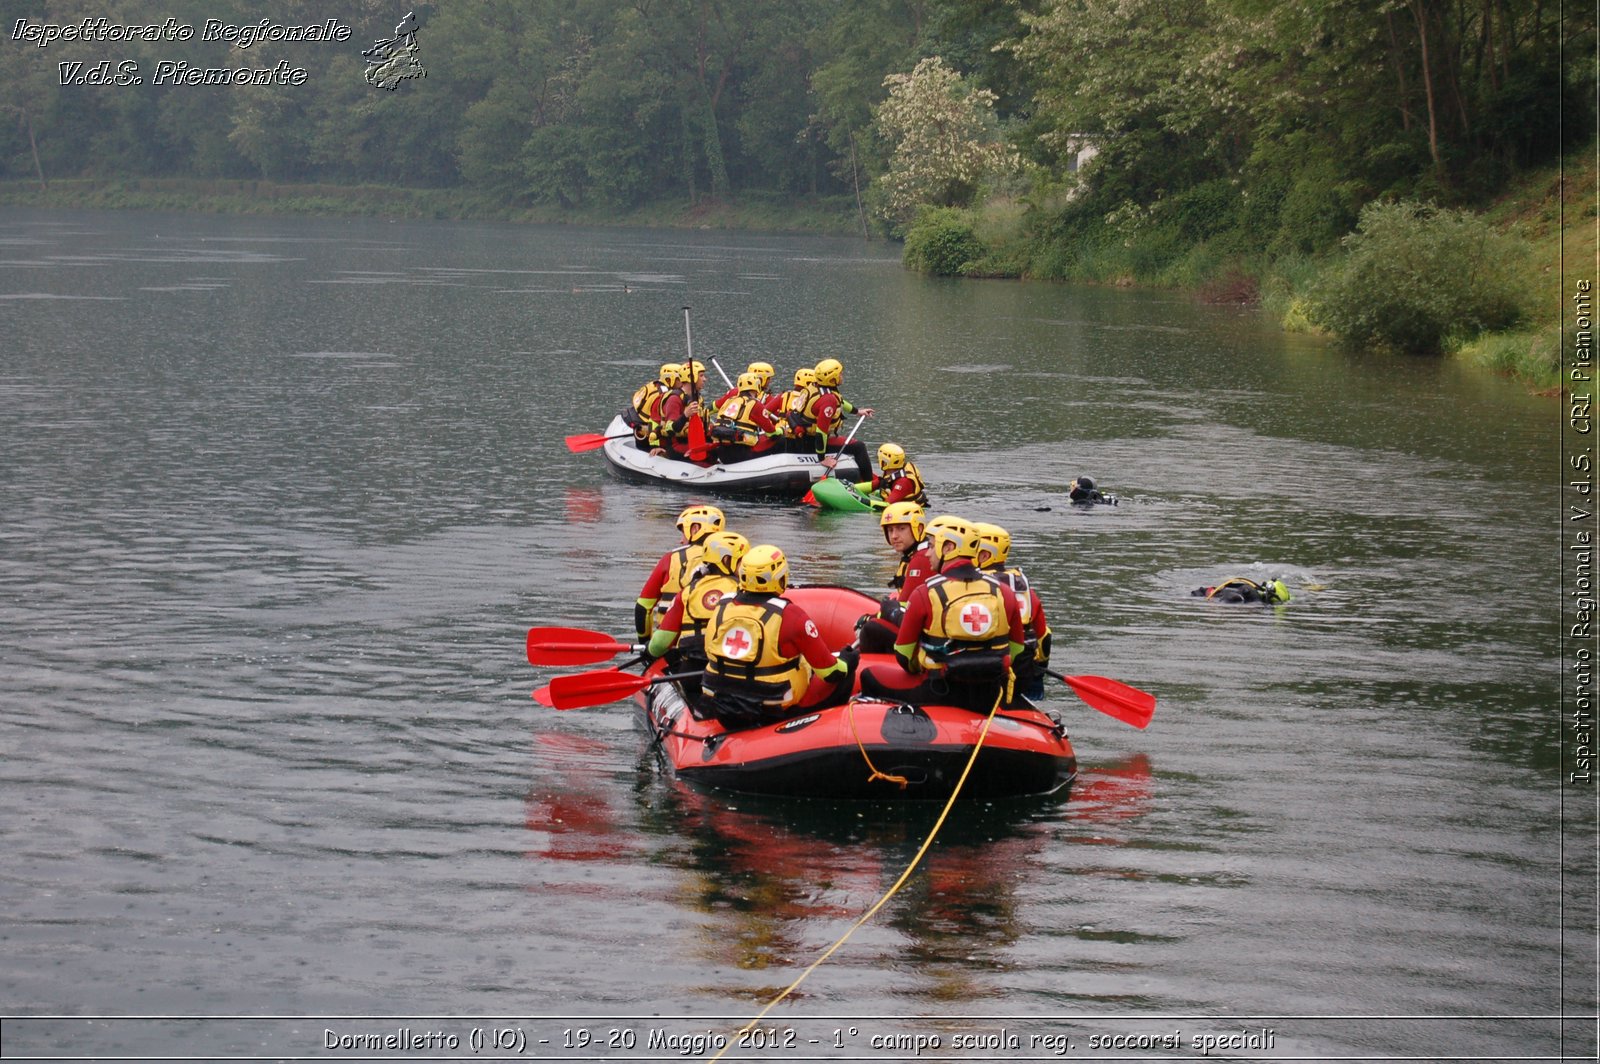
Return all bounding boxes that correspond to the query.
[681,360,706,383]
[738,544,789,594]
[700,530,751,576]
[877,442,906,472]
[926,515,982,563]
[658,362,683,387]
[736,371,762,394]
[879,501,925,541]
[675,504,725,543]
[813,357,843,387]
[973,522,1011,566]
[746,361,774,388]
[793,367,815,388]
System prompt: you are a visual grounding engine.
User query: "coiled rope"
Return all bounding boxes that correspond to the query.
[844,698,909,789]
[706,688,1004,1063]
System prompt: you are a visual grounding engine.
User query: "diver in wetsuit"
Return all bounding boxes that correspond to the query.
[1067,475,1117,505]
[1191,577,1291,604]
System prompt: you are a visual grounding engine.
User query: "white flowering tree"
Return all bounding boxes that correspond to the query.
[871,56,1019,224]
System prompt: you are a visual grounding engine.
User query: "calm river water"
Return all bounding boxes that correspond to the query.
[0,209,1589,1062]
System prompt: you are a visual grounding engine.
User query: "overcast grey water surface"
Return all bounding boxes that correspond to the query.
[0,209,1588,1062]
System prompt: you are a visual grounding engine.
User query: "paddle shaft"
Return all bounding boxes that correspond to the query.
[545,668,704,710]
[682,306,699,407]
[565,430,635,453]
[821,413,868,478]
[682,306,709,458]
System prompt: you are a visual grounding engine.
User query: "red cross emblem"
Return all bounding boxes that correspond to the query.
[720,625,755,659]
[959,603,994,636]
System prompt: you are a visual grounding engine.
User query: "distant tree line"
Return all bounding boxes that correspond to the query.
[3,0,1593,254]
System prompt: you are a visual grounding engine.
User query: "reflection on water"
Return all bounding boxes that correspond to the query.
[526,750,1156,1006]
[0,208,1583,1060]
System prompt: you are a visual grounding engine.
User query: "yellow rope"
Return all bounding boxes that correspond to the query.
[844,698,909,789]
[1204,575,1259,600]
[706,689,1004,1063]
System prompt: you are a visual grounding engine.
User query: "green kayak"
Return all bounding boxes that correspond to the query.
[809,477,886,512]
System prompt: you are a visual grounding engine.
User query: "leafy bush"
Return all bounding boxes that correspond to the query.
[1305,200,1529,354]
[902,207,986,276]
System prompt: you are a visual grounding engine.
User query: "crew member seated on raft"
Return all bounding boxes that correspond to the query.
[1191,576,1291,604]
[1067,475,1117,505]
[774,366,816,449]
[804,357,874,476]
[624,362,680,450]
[712,360,777,411]
[856,443,929,506]
[636,504,725,640]
[644,530,750,701]
[777,364,819,451]
[975,522,1051,704]
[856,501,935,654]
[710,371,781,463]
[700,544,853,730]
[857,515,1024,714]
[651,360,712,459]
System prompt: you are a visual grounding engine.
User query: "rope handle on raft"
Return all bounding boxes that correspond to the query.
[844,699,910,789]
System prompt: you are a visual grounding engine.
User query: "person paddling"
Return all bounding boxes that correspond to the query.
[635,504,725,640]
[645,530,750,700]
[856,443,929,505]
[700,545,852,729]
[805,357,873,476]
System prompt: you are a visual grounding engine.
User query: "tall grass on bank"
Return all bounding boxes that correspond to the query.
[1304,200,1531,354]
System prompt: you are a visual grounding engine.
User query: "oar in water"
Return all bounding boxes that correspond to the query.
[1045,669,1156,729]
[533,668,701,710]
[526,626,641,666]
[565,430,635,453]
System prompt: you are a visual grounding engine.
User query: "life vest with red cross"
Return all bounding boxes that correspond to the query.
[679,570,738,647]
[917,572,1011,673]
[702,594,810,709]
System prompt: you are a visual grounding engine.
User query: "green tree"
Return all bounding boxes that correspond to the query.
[870,56,1018,224]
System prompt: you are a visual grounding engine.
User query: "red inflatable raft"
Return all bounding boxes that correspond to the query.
[631,585,1078,800]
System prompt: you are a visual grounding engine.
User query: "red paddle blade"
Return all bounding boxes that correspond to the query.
[801,488,818,506]
[565,433,610,453]
[1062,674,1156,729]
[532,684,556,706]
[528,640,634,666]
[686,416,709,460]
[546,668,653,710]
[525,626,631,666]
